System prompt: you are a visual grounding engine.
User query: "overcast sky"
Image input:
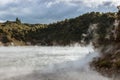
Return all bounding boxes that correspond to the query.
[0,0,119,24]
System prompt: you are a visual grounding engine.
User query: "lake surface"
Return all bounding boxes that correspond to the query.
[0,46,111,80]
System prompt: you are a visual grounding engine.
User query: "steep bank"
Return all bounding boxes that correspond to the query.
[91,7,120,78]
[91,44,120,78]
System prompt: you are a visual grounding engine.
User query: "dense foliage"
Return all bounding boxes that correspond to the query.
[92,9,120,77]
[26,12,116,46]
[0,12,116,46]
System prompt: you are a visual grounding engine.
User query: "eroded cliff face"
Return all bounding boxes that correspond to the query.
[91,7,120,78]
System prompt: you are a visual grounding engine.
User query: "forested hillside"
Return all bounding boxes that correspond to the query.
[0,12,116,46]
[0,18,47,45]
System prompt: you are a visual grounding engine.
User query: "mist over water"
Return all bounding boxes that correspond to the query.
[0,45,111,80]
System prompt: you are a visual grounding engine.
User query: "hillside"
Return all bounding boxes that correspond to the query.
[0,19,47,46]
[91,9,120,78]
[0,12,116,46]
[31,12,116,46]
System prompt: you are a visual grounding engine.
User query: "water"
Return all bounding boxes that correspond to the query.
[0,45,111,80]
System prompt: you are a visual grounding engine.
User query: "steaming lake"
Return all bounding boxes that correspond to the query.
[0,46,111,80]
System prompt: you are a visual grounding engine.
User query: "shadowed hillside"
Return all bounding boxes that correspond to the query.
[91,6,120,79]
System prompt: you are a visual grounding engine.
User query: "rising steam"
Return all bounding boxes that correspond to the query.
[0,45,112,80]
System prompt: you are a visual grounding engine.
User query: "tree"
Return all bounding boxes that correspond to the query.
[16,17,21,24]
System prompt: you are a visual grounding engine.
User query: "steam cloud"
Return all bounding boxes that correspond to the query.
[0,45,112,80]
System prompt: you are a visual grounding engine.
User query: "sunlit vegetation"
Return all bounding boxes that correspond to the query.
[0,18,47,45]
[0,12,117,46]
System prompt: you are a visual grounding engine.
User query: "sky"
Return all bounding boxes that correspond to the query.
[0,0,120,24]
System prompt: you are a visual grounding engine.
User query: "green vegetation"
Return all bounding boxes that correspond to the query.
[0,12,117,46]
[26,12,116,45]
[0,18,47,45]
[92,51,120,74]
[91,8,120,77]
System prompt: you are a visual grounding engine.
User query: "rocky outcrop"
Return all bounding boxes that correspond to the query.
[91,6,120,79]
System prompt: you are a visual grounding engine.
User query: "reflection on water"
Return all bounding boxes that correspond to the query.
[0,46,111,80]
